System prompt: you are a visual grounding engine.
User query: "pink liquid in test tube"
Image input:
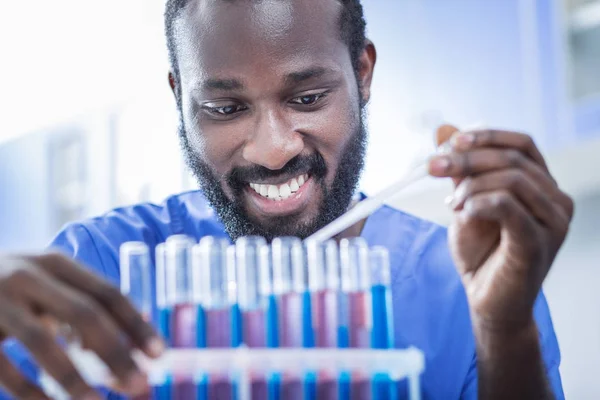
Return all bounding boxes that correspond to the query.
[242,309,266,347]
[340,238,373,400]
[306,239,341,399]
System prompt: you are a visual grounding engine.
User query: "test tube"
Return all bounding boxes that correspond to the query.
[235,236,270,400]
[120,242,152,319]
[119,243,154,400]
[369,247,393,349]
[339,237,372,348]
[155,243,171,343]
[227,245,242,348]
[307,239,341,348]
[306,239,338,399]
[339,237,373,400]
[369,247,395,400]
[165,235,196,400]
[192,237,235,400]
[272,237,310,400]
[236,236,270,347]
[154,243,173,400]
[272,236,311,347]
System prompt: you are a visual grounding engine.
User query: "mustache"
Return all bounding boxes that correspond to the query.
[226,153,327,190]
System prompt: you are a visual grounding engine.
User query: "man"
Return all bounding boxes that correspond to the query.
[0,0,573,399]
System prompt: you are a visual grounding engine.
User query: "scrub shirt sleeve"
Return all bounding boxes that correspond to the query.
[460,291,565,400]
[0,222,117,400]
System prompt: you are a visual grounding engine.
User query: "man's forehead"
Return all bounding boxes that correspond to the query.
[174,0,349,84]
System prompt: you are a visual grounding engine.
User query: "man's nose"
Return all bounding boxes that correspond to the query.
[242,108,304,170]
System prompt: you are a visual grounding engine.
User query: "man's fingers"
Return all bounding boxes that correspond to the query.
[0,352,52,400]
[450,129,550,173]
[29,253,163,358]
[459,190,539,240]
[0,301,99,399]
[10,265,150,393]
[429,147,574,219]
[451,169,570,231]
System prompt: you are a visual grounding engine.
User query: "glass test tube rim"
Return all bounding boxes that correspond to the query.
[192,236,233,309]
[235,236,270,311]
[155,243,168,308]
[119,241,152,315]
[165,235,195,305]
[369,246,392,287]
[271,236,306,294]
[339,237,371,292]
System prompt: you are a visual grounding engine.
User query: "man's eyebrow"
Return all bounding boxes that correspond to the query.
[202,78,245,92]
[283,67,337,85]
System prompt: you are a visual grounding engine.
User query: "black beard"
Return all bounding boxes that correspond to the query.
[178,111,367,242]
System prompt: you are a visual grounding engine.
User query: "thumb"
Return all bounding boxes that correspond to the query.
[435,124,461,187]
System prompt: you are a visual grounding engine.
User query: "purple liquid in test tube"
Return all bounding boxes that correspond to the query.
[193,237,235,400]
[165,235,197,400]
[236,236,270,399]
[340,238,373,400]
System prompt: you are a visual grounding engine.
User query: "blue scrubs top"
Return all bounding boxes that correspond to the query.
[0,190,564,399]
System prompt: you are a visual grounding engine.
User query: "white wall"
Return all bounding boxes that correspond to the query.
[544,191,600,399]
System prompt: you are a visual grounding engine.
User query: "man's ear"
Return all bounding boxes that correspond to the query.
[168,71,180,100]
[357,39,377,105]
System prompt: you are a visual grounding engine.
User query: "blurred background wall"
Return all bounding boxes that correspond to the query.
[0,0,599,397]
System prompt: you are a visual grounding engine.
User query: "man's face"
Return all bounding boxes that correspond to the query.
[172,0,375,241]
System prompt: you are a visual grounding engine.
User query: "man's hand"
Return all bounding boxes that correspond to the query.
[429,125,573,399]
[0,253,164,399]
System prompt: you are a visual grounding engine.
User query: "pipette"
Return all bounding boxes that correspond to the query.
[306,129,456,243]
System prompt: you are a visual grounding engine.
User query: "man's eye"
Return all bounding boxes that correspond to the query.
[291,93,326,106]
[204,104,246,116]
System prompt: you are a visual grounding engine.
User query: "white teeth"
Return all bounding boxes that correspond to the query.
[279,183,292,199]
[290,178,300,192]
[267,185,279,199]
[259,185,268,196]
[250,174,308,201]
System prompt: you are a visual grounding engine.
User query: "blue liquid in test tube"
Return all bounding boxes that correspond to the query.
[235,236,270,399]
[369,247,395,400]
[155,243,171,344]
[193,237,237,400]
[154,243,173,399]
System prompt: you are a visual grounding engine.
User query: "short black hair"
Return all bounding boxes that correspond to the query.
[164,0,367,90]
